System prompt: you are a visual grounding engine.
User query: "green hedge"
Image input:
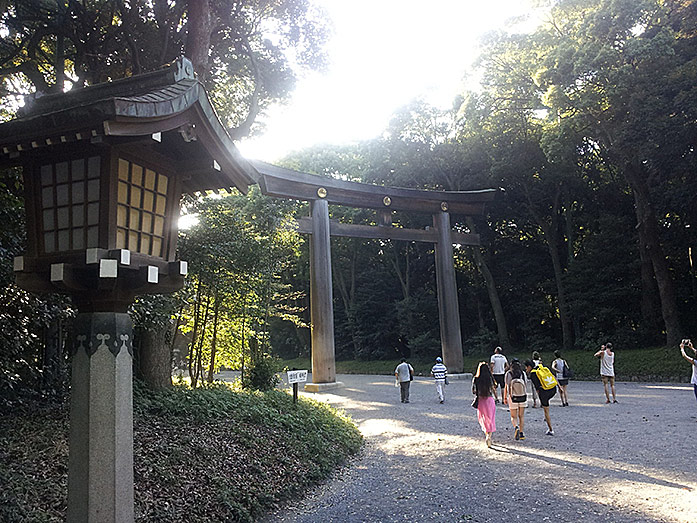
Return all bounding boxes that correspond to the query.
[282,346,692,382]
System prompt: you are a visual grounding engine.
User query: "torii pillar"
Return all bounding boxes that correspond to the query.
[434,211,464,372]
[305,199,343,391]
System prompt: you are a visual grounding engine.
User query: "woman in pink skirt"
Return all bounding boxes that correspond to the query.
[473,361,497,448]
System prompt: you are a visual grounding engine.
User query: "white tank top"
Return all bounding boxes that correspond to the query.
[600,351,615,377]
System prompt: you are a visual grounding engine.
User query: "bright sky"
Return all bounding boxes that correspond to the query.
[238,0,545,162]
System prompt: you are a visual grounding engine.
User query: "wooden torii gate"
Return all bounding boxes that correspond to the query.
[253,161,496,391]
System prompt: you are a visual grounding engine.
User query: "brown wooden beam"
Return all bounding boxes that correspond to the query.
[253,160,497,216]
[295,217,480,245]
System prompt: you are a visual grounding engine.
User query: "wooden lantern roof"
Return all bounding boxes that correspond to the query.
[0,57,257,194]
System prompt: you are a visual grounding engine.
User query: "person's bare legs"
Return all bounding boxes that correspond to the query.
[559,384,568,405]
[519,408,525,436]
[509,406,519,439]
[602,376,610,403]
[542,406,553,432]
[610,377,617,402]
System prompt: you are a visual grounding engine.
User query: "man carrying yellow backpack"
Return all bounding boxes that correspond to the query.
[524,360,557,436]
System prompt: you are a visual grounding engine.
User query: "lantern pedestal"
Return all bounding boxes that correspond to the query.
[67,312,134,523]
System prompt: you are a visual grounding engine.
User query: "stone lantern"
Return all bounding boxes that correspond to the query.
[0,57,257,522]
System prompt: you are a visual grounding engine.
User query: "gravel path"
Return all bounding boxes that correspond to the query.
[262,375,697,523]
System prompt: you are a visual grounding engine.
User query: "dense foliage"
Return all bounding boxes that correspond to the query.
[0,382,362,522]
[2,0,697,394]
[0,0,329,137]
[271,0,697,360]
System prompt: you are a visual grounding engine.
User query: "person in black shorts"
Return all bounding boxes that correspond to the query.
[525,359,557,436]
[489,347,509,404]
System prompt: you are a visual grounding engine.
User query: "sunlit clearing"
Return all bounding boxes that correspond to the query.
[178,214,199,230]
[644,385,694,391]
[360,418,412,437]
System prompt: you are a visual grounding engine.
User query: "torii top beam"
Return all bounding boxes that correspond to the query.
[253,160,496,215]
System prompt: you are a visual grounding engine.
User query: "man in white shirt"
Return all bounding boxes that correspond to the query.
[490,346,509,404]
[394,358,414,403]
[594,342,617,404]
[430,357,448,404]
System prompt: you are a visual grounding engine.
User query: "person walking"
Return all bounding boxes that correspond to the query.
[473,361,497,448]
[489,346,509,404]
[530,351,542,408]
[552,350,570,407]
[394,358,414,403]
[430,357,448,404]
[594,343,617,403]
[525,359,557,436]
[679,339,697,407]
[505,359,528,441]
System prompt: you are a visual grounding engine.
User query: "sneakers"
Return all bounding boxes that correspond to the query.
[495,398,500,404]
[439,400,444,404]
[519,432,525,440]
[514,426,520,440]
[546,429,554,436]
[613,399,618,403]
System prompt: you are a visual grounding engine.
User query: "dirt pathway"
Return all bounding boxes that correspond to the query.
[262,375,697,523]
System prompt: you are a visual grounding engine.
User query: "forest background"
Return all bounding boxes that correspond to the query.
[1,0,697,402]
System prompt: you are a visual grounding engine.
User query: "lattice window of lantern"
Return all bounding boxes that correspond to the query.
[116,159,169,257]
[40,157,101,253]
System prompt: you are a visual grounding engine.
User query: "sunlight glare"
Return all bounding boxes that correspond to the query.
[238,0,546,161]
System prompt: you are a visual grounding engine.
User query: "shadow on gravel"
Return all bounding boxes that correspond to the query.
[505,446,693,491]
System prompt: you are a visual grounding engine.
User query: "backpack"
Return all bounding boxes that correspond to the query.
[510,376,527,403]
[562,360,573,379]
[533,365,558,390]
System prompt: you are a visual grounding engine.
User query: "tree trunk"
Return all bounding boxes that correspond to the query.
[466,218,510,349]
[42,317,64,391]
[335,242,362,357]
[546,232,574,351]
[188,281,203,383]
[192,291,211,388]
[638,232,662,336]
[626,162,682,345]
[207,288,220,383]
[522,184,573,351]
[564,195,583,340]
[138,328,171,390]
[185,0,213,81]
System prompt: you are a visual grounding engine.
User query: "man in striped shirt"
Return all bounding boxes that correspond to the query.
[431,357,448,404]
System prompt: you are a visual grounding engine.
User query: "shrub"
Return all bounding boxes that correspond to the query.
[242,354,281,391]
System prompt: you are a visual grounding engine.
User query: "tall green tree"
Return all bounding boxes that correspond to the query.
[0,0,329,136]
[537,0,697,345]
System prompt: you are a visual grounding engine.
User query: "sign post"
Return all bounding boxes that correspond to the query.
[287,369,308,404]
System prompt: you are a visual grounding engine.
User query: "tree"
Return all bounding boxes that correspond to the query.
[536,0,697,345]
[0,0,329,137]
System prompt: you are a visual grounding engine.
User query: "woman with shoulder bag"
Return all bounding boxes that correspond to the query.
[472,361,497,448]
[505,359,528,441]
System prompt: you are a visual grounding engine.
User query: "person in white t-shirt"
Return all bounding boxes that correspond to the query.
[594,343,617,404]
[679,339,697,408]
[489,347,509,404]
[394,358,414,403]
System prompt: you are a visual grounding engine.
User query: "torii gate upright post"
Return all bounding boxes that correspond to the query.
[433,211,464,372]
[307,198,338,387]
